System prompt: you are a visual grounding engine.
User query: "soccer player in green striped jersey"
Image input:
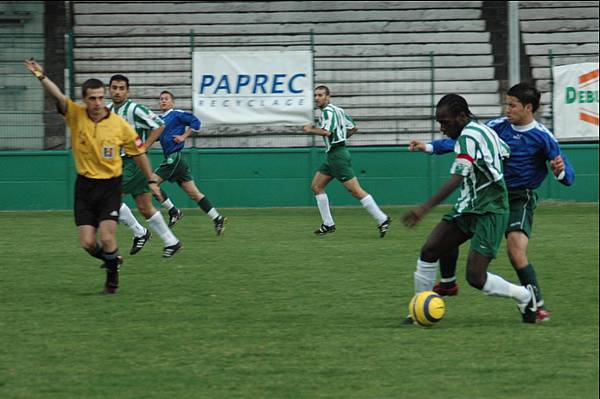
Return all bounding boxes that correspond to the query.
[108,75,182,258]
[303,85,391,237]
[402,94,539,324]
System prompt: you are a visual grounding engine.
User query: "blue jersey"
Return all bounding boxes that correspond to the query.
[158,109,201,156]
[429,117,575,190]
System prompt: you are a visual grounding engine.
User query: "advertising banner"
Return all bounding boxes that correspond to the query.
[192,51,313,125]
[552,62,599,140]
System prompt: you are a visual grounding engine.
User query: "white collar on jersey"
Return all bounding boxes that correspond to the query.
[160,108,174,117]
[511,119,538,132]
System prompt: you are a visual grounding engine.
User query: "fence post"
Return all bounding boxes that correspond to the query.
[66,30,75,100]
[428,52,436,197]
[548,49,554,131]
[547,49,555,199]
[309,29,316,148]
[190,29,196,148]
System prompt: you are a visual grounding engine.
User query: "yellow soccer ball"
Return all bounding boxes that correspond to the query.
[408,291,445,327]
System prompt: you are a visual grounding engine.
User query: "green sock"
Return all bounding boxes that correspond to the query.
[516,264,543,304]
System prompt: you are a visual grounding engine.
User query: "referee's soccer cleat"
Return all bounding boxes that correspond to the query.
[100,256,123,295]
[168,208,183,228]
[517,284,538,324]
[314,224,336,235]
[102,270,119,294]
[163,241,182,258]
[214,215,226,236]
[130,229,151,255]
[433,282,460,296]
[378,217,392,238]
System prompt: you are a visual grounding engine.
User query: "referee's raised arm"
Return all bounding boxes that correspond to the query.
[24,58,68,114]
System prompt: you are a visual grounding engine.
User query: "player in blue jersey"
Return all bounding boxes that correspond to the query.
[408,83,575,322]
[144,91,226,235]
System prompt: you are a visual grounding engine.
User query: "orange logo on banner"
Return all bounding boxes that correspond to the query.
[578,68,599,126]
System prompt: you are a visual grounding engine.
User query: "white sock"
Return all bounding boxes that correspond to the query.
[147,211,179,247]
[315,193,334,226]
[360,194,388,225]
[414,258,439,294]
[207,208,220,220]
[161,198,174,211]
[482,272,530,304]
[119,203,147,237]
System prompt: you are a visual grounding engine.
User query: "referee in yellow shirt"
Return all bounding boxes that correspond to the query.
[24,58,161,294]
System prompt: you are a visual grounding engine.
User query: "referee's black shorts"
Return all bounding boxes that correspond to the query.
[74,175,122,227]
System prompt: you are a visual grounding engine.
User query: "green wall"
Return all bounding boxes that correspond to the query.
[0,145,597,211]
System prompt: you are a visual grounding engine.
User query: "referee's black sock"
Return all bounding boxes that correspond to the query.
[101,248,122,272]
[86,242,104,260]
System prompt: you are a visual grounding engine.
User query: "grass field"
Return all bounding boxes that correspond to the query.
[0,203,598,399]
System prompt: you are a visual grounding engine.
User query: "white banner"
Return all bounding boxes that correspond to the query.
[552,62,599,140]
[192,51,313,126]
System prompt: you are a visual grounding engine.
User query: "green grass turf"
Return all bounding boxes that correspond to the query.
[0,204,598,398]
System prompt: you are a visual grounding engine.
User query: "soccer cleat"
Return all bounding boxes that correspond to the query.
[102,271,119,294]
[378,217,392,238]
[168,208,183,228]
[100,256,123,294]
[130,229,151,255]
[517,284,538,324]
[163,241,182,258]
[314,224,336,235]
[536,307,552,322]
[433,282,459,296]
[214,215,226,236]
[402,315,416,325]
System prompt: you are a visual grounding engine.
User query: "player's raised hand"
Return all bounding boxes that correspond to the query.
[550,155,565,177]
[408,140,427,152]
[24,58,44,78]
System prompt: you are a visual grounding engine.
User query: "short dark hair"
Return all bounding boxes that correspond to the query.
[315,85,330,95]
[507,82,541,113]
[81,78,105,97]
[160,90,175,100]
[109,74,129,88]
[436,94,475,119]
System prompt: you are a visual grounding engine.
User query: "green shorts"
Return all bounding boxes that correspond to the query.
[443,210,509,259]
[122,156,149,197]
[155,152,193,184]
[506,189,538,238]
[318,146,355,182]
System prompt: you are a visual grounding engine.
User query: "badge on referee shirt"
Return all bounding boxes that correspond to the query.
[102,145,115,159]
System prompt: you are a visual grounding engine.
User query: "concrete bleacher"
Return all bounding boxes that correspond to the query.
[70,1,501,147]
[520,1,599,128]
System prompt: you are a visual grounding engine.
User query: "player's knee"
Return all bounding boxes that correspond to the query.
[466,270,485,290]
[79,237,96,252]
[419,245,438,263]
[311,183,323,194]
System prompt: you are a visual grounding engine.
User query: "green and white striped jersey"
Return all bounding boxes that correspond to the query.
[107,99,164,142]
[318,103,356,152]
[450,121,511,214]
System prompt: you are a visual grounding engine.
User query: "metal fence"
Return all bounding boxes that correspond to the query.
[2,30,441,150]
[8,31,597,150]
[0,33,47,150]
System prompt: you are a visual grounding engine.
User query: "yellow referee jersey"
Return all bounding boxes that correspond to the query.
[65,99,146,179]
